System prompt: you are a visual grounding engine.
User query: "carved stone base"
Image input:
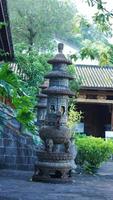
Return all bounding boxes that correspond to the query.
[32,174,72,183]
[32,152,73,183]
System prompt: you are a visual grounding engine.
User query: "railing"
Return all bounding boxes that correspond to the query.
[10,63,28,81]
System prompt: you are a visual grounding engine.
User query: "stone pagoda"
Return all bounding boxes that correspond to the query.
[36,82,48,127]
[32,43,76,183]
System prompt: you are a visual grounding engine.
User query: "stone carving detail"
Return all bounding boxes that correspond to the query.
[55,111,61,128]
[64,139,71,153]
[45,139,53,153]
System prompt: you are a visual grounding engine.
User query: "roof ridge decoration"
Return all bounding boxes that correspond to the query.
[76,64,113,69]
[48,43,72,65]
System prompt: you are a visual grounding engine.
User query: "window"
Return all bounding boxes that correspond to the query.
[61,106,65,114]
[50,105,55,113]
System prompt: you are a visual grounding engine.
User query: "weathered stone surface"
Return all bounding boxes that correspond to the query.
[0,147,5,155]
[5,147,17,156]
[0,126,38,170]
[0,139,3,146]
[34,43,76,182]
[0,155,5,163]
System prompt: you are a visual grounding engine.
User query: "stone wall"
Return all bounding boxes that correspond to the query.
[0,125,38,171]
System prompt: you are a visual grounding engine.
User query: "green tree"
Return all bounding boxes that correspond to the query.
[72,14,108,43]
[70,1,113,66]
[14,43,52,97]
[79,39,113,66]
[8,0,110,54]
[8,0,76,51]
[85,0,113,33]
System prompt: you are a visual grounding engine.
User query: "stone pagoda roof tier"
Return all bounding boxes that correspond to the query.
[43,87,75,97]
[36,104,47,108]
[48,53,72,65]
[45,71,74,80]
[36,94,47,98]
[48,43,72,65]
[39,85,48,89]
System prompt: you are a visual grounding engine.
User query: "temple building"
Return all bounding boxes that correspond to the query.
[0,0,14,62]
[75,64,113,138]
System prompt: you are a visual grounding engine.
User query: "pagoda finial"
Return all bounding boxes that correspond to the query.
[58,43,64,53]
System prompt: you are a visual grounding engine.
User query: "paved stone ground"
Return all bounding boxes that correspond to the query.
[97,160,113,176]
[0,161,113,200]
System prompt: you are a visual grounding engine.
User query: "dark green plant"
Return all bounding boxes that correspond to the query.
[75,135,113,174]
[0,63,21,98]
[0,63,37,134]
[14,43,52,97]
[67,64,81,92]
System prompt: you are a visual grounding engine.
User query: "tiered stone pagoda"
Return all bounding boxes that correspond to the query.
[36,83,48,127]
[32,43,76,183]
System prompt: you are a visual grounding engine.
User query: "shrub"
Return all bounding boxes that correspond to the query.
[75,135,113,174]
[68,103,82,129]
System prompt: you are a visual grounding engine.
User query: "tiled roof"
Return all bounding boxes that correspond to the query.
[75,65,113,90]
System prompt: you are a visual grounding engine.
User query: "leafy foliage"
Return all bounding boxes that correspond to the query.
[14,43,52,96]
[67,64,82,92]
[79,40,113,66]
[0,63,20,98]
[8,0,76,51]
[68,103,82,129]
[85,0,113,33]
[72,14,108,44]
[75,135,113,173]
[0,22,6,29]
[8,0,109,53]
[0,63,37,133]
[12,95,35,132]
[71,13,110,64]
